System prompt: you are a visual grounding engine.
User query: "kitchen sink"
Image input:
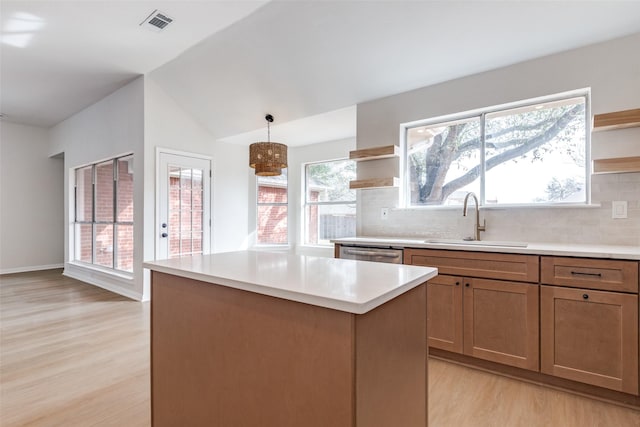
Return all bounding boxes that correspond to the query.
[424,238,528,248]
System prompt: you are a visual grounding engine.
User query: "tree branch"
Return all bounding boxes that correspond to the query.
[440,103,583,200]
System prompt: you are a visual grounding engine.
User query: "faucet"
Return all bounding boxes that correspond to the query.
[462,192,486,241]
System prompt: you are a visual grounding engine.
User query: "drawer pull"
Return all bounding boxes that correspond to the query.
[570,271,602,278]
[582,294,589,300]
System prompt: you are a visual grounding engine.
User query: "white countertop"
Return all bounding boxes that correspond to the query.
[144,251,437,314]
[332,237,640,260]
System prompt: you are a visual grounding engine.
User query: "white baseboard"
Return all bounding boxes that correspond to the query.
[63,263,143,301]
[0,263,64,275]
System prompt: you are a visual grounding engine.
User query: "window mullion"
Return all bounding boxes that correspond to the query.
[112,159,117,269]
[480,113,486,205]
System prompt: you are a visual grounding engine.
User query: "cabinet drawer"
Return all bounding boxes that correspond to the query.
[405,249,539,283]
[541,256,638,293]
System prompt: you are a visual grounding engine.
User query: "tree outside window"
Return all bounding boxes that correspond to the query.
[405,94,587,206]
[304,160,356,245]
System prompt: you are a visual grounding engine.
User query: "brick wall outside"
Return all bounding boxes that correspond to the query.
[169,172,203,258]
[257,185,287,244]
[75,157,134,272]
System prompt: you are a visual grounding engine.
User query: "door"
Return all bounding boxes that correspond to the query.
[463,278,539,371]
[540,285,638,394]
[427,275,463,353]
[157,152,211,260]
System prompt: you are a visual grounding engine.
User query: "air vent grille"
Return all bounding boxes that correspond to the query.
[140,9,173,32]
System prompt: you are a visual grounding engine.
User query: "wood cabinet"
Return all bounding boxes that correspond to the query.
[540,256,639,395]
[426,275,463,353]
[406,248,539,371]
[464,278,539,371]
[540,286,638,394]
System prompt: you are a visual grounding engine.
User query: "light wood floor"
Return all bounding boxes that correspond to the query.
[1,270,639,426]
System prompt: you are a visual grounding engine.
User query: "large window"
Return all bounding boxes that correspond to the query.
[74,155,134,273]
[256,171,288,245]
[304,159,356,245]
[404,92,588,207]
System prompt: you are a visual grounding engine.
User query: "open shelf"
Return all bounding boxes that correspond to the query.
[349,145,399,161]
[593,156,640,174]
[593,108,640,132]
[349,177,399,190]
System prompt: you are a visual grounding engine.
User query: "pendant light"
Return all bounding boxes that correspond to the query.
[249,114,288,176]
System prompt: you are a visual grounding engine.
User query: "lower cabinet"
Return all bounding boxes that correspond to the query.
[540,285,639,395]
[427,274,539,371]
[427,275,463,353]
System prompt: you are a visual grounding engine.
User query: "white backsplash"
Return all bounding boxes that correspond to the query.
[358,172,640,246]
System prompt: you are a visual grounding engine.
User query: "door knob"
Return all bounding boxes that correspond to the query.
[161,233,168,238]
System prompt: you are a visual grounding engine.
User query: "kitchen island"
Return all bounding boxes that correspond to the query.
[144,251,437,427]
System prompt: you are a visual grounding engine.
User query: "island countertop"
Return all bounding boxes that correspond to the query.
[144,250,437,314]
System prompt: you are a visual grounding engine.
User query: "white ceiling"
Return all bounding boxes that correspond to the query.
[0,0,267,127]
[2,1,640,146]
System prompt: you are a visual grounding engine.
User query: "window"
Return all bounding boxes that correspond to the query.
[74,155,134,273]
[304,159,356,245]
[256,170,288,245]
[404,92,588,207]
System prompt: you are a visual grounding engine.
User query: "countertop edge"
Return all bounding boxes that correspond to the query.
[332,238,640,260]
[143,260,437,315]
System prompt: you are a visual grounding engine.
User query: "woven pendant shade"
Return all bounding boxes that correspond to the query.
[249,142,288,176]
[249,114,287,176]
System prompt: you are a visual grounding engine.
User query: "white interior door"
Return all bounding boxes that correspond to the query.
[157,152,211,260]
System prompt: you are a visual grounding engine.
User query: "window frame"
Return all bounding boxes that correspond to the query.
[303,158,357,247]
[73,154,134,274]
[400,89,591,208]
[255,172,289,246]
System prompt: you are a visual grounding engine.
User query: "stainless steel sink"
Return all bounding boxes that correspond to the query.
[424,238,528,248]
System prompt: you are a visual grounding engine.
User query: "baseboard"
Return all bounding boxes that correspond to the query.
[63,263,142,301]
[0,263,64,275]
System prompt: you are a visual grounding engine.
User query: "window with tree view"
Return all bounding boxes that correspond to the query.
[405,94,587,206]
[305,159,356,245]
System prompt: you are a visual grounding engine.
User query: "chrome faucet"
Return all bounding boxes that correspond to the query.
[462,192,486,241]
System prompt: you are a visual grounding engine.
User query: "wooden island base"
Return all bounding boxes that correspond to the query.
[151,272,428,427]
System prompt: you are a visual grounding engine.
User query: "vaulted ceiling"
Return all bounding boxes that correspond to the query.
[3,1,640,146]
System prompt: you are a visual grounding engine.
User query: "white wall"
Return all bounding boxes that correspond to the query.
[0,122,64,273]
[144,78,250,262]
[356,33,640,246]
[49,77,145,299]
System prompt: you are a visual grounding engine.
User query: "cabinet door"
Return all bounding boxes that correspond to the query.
[540,285,639,394]
[427,275,463,353]
[463,278,539,371]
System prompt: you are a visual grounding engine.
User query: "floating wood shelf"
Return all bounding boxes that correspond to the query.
[593,108,640,132]
[593,156,640,174]
[349,145,399,161]
[349,177,399,190]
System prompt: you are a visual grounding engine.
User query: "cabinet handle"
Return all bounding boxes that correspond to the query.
[571,271,602,278]
[465,283,470,287]
[455,281,460,286]
[582,294,589,300]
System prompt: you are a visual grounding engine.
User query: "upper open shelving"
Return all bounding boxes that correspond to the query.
[349,145,399,161]
[592,108,640,132]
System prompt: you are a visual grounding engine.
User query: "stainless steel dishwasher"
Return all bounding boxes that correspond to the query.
[338,245,403,264]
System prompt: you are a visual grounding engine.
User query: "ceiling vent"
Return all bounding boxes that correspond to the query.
[140,9,173,32]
